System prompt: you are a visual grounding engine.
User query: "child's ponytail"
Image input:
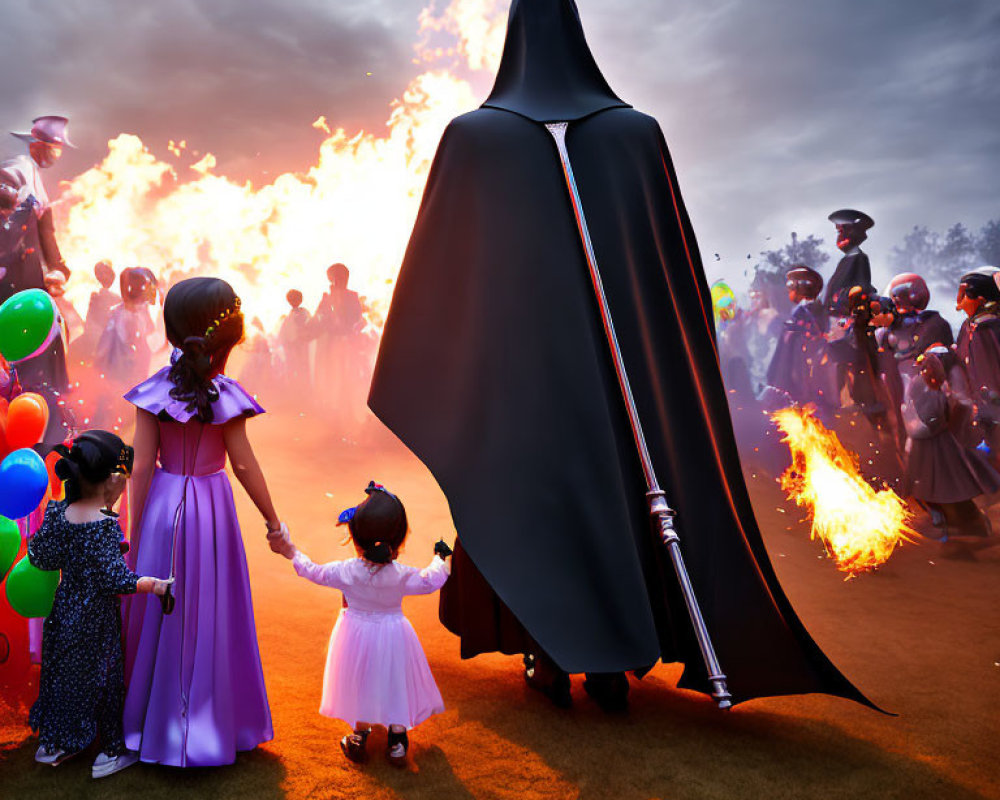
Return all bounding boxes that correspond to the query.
[53,431,134,505]
[361,541,393,564]
[164,278,244,423]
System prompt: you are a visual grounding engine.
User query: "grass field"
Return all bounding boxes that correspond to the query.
[2,407,998,799]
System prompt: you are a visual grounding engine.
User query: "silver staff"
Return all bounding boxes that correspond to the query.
[545,122,731,709]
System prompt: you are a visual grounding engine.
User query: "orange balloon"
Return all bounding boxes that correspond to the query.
[6,393,49,450]
[44,450,64,502]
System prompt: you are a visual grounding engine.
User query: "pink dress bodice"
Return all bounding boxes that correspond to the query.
[156,419,228,476]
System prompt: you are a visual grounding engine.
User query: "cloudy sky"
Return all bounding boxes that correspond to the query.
[1,0,998,294]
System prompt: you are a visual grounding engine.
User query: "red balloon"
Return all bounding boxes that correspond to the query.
[44,450,64,502]
[6,393,49,451]
[0,404,8,460]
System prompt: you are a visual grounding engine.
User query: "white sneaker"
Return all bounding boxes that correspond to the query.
[35,745,79,766]
[92,750,139,779]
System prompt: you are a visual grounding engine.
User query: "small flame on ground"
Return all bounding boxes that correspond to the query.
[772,406,917,578]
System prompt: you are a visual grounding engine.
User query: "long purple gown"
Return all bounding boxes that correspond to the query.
[122,367,273,766]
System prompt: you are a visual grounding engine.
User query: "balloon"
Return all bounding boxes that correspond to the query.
[0,448,49,520]
[44,450,64,502]
[0,289,57,362]
[0,516,19,579]
[0,404,7,460]
[5,393,48,450]
[17,315,62,362]
[5,556,59,618]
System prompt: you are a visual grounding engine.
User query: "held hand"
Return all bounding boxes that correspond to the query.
[266,523,296,559]
[152,577,174,597]
[434,539,454,559]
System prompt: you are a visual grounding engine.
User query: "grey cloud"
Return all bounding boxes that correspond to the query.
[1,0,998,293]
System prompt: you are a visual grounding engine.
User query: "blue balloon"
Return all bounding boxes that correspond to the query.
[0,448,49,520]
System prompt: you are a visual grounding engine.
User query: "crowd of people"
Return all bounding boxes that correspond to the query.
[717,208,1000,543]
[0,116,376,442]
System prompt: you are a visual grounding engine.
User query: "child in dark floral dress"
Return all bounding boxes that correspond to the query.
[28,431,171,778]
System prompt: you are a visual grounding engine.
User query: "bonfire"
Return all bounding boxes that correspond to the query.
[772,406,917,578]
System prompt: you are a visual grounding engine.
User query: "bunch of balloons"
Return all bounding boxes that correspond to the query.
[0,289,65,618]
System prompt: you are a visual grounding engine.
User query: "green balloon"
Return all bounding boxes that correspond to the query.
[5,556,59,618]
[0,289,57,362]
[0,516,19,580]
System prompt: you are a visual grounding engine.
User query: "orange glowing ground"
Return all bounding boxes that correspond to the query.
[1,403,998,799]
[772,406,918,577]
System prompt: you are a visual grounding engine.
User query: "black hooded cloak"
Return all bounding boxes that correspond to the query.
[370,0,872,708]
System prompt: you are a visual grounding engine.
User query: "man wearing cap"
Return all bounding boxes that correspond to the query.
[1,115,74,287]
[824,208,875,316]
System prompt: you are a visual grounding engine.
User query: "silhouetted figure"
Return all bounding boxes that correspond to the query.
[312,263,364,430]
[279,289,312,394]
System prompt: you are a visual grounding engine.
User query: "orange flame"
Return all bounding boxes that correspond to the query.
[772,406,917,577]
[53,0,505,333]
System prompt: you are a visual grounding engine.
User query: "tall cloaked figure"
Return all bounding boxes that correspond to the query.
[370,0,873,709]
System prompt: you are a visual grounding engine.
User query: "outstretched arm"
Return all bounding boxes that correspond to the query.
[223,417,280,531]
[129,408,160,535]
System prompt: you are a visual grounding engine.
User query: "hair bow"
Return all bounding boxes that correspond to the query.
[337,506,357,526]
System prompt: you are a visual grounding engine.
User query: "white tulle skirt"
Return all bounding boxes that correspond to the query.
[320,608,444,729]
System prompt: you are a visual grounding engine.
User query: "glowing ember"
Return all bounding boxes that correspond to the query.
[772,406,917,577]
[52,0,506,333]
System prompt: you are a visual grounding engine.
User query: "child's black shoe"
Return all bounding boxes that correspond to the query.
[340,729,370,764]
[386,727,408,768]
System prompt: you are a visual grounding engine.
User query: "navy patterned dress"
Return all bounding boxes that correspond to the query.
[28,500,138,755]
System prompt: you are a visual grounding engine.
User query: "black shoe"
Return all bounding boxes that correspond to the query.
[583,672,629,713]
[523,653,572,709]
[340,729,370,764]
[386,728,409,768]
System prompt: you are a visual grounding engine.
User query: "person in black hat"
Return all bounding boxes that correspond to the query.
[824,209,875,315]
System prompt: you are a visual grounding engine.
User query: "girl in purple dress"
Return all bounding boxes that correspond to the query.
[122,277,286,767]
[273,482,451,767]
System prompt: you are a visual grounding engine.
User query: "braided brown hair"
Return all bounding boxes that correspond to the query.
[164,277,245,422]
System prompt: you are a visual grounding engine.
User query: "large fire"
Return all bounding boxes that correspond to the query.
[52,0,507,333]
[772,406,917,577]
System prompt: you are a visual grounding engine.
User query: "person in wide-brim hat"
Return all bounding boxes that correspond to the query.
[11,115,76,149]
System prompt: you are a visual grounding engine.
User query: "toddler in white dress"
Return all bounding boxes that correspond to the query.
[273,481,451,766]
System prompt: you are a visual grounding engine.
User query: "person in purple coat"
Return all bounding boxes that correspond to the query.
[902,352,999,538]
[764,265,834,411]
[955,268,1000,460]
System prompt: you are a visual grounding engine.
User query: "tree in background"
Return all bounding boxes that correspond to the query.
[889,218,998,295]
[751,232,830,314]
[979,219,1000,268]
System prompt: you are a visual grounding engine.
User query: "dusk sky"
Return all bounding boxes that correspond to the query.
[1,0,998,296]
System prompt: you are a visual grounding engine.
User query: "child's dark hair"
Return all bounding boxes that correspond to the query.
[165,277,245,423]
[349,483,408,565]
[959,271,1000,303]
[53,431,134,505]
[286,289,303,308]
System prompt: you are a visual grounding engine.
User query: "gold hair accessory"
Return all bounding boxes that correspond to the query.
[204,296,243,340]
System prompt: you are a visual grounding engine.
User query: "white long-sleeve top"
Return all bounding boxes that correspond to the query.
[292,551,450,615]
